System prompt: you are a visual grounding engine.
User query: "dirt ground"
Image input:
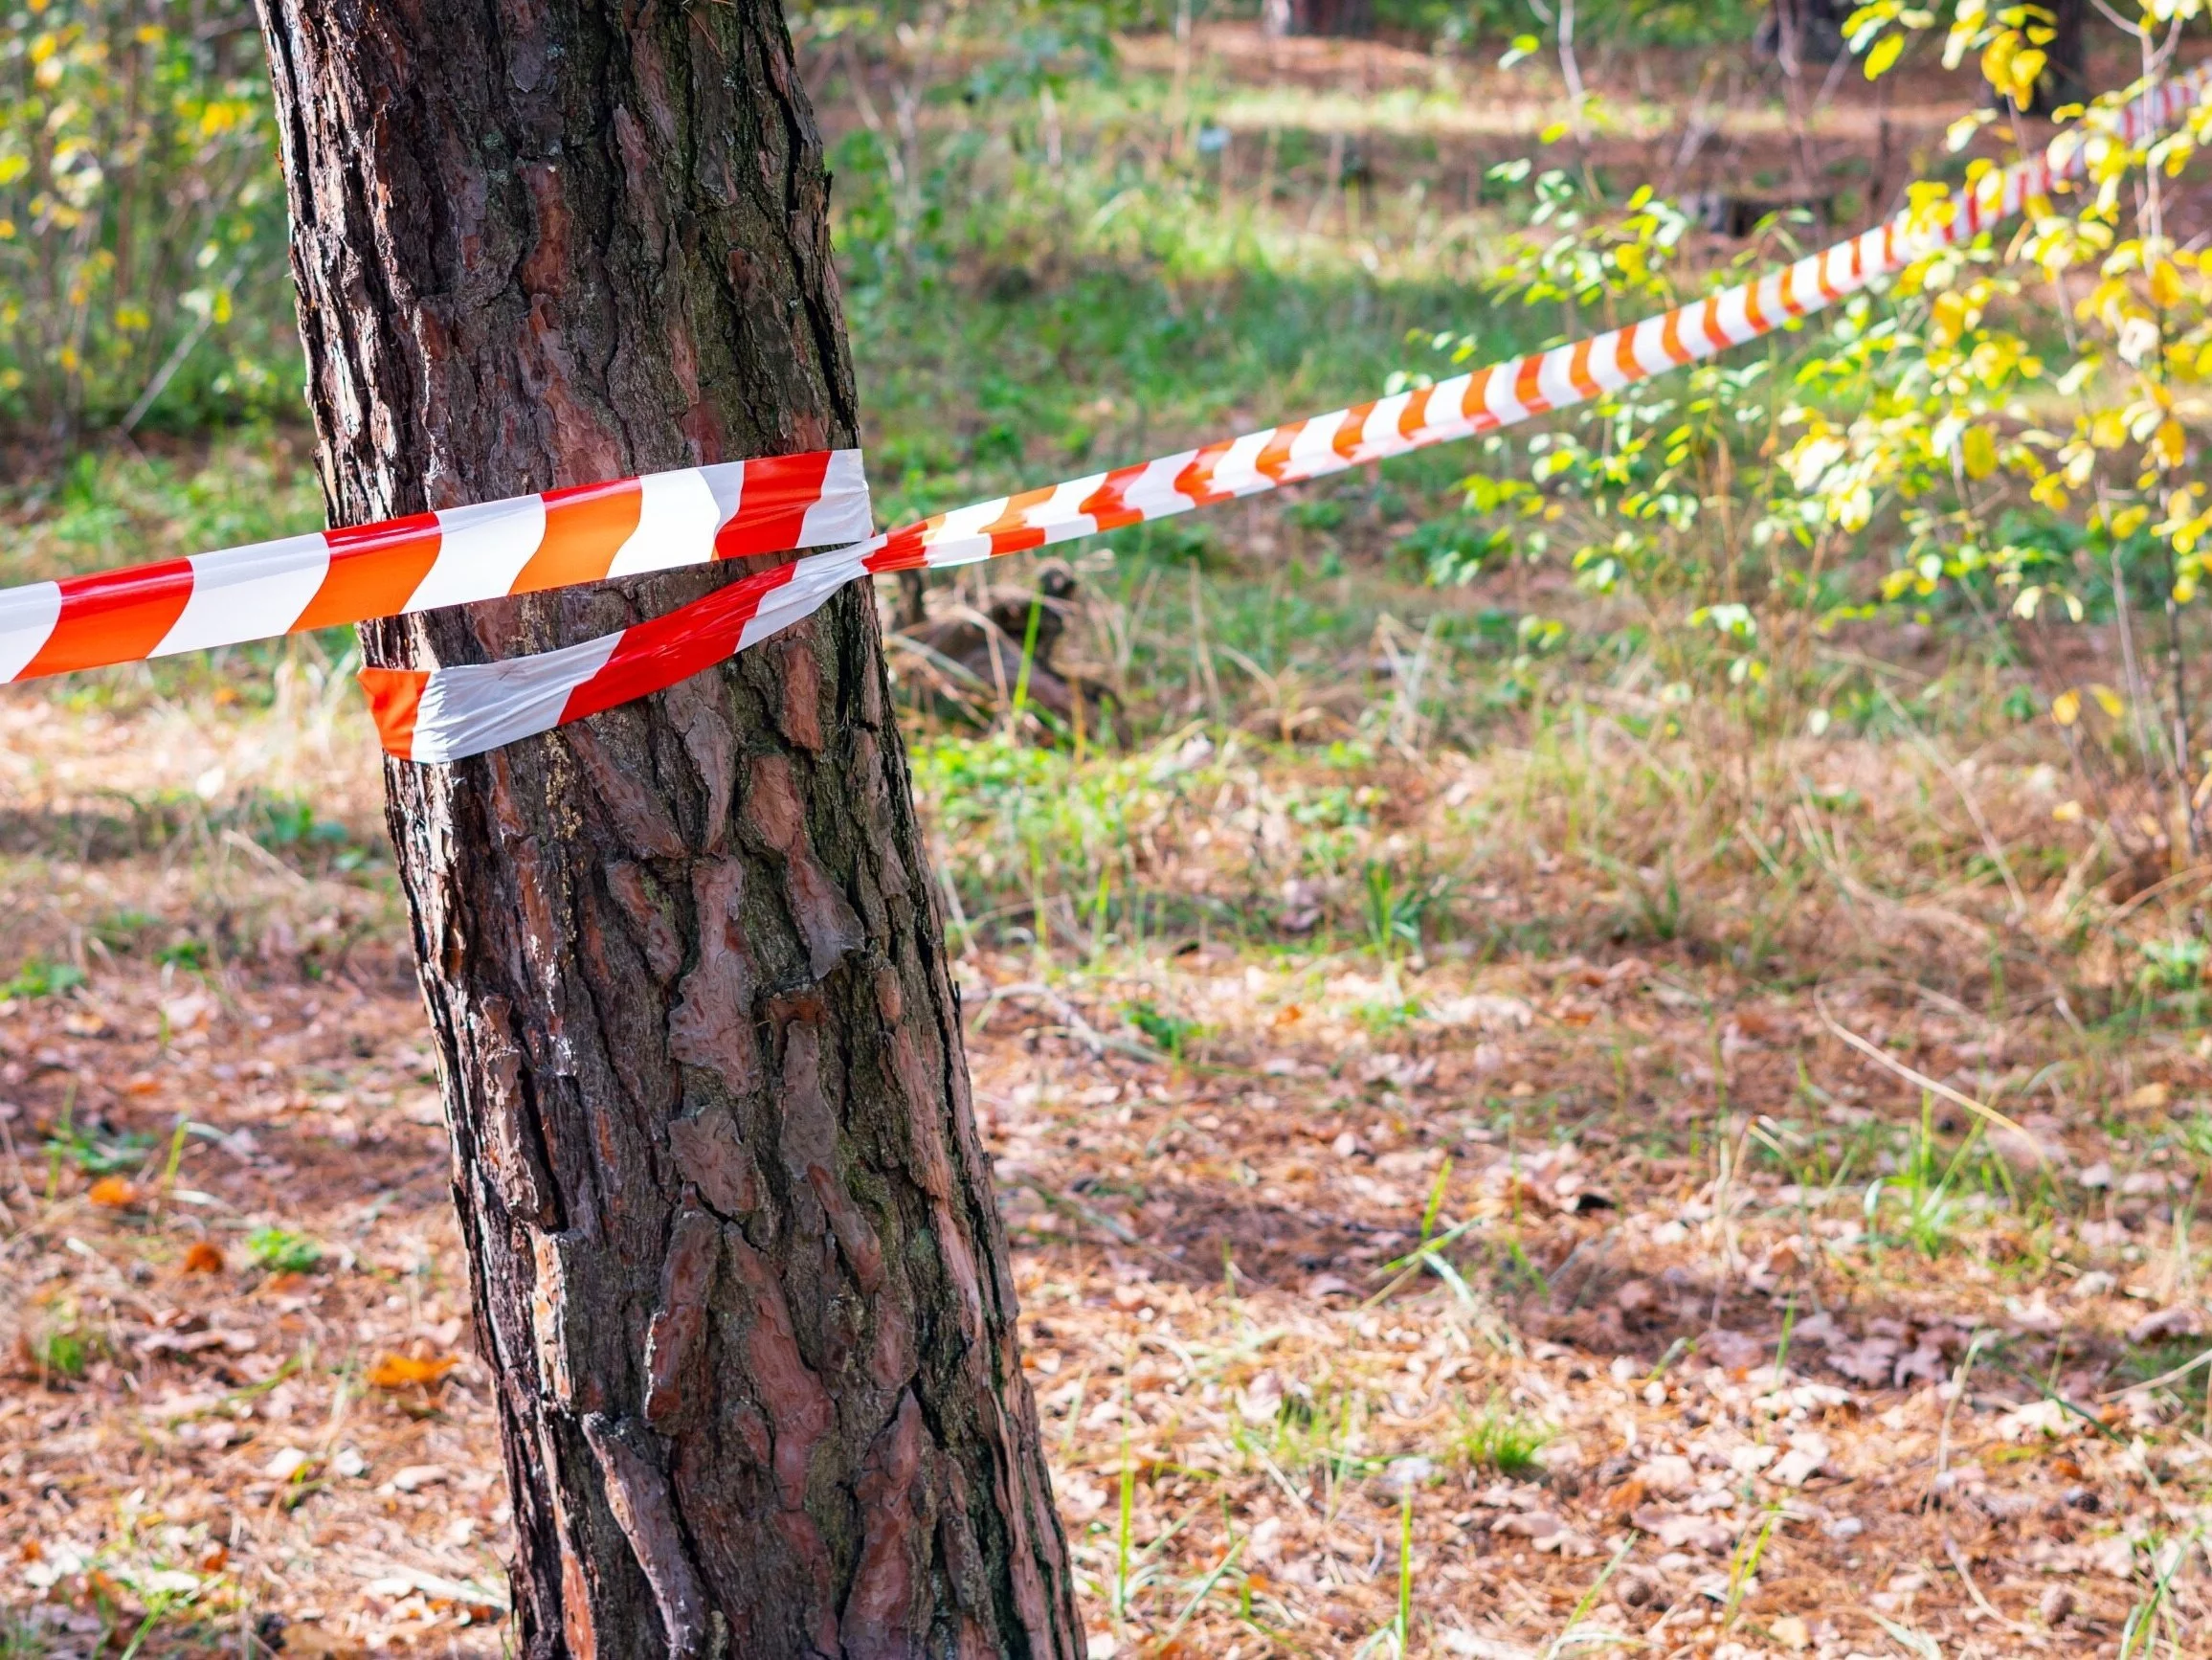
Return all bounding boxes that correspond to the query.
[3,677,2208,1660]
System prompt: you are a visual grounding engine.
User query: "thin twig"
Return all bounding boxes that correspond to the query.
[1942,1535,2037,1638]
[970,980,1164,1064]
[1812,987,2046,1163]
[2100,1344,2212,1402]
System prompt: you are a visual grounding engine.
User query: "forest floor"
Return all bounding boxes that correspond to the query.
[8,21,2212,1660]
[2,672,2209,1660]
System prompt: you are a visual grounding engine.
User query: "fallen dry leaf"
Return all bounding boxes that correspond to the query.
[367,1353,462,1390]
[2126,1305,2200,1345]
[182,1241,225,1273]
[87,1176,139,1208]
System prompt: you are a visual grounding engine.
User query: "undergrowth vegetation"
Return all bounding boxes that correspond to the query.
[6,1,2212,1655]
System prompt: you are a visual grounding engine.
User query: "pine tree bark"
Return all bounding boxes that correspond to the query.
[252,4,1080,1655]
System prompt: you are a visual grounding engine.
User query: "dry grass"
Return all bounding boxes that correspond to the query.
[3,647,2211,1659]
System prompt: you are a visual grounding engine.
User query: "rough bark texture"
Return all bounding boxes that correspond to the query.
[252,4,1080,1655]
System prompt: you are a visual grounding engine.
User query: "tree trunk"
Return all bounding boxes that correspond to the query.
[1272,0,1374,36]
[252,5,1080,1656]
[1754,0,1844,71]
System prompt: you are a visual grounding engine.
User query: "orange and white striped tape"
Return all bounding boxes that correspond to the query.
[0,450,869,682]
[369,65,2209,764]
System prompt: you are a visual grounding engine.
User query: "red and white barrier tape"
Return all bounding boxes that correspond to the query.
[0,450,870,682]
[0,69,2201,759]
[369,64,2209,763]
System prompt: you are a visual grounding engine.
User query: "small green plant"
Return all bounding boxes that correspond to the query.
[155,937,210,970]
[1125,1000,1199,1057]
[2115,1525,2200,1660]
[1455,1391,1553,1477]
[2,1609,57,1655]
[245,1226,324,1274]
[1361,861,1422,962]
[2140,936,2209,994]
[2178,1111,2212,1166]
[1864,1098,1982,1260]
[1371,1161,1480,1307]
[1353,996,1423,1036]
[93,910,158,951]
[31,1325,92,1381]
[4,957,85,999]
[249,795,353,852]
[45,1123,153,1177]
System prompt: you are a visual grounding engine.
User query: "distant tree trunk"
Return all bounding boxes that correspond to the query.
[2028,0,2089,114]
[1265,0,1374,37]
[1974,0,2089,114]
[1754,0,1845,72]
[253,5,1080,1657]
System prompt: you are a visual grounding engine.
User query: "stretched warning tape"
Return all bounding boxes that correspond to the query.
[0,451,870,682]
[368,63,2208,763]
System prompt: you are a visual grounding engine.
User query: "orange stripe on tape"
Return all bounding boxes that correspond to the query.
[1741,283,1770,336]
[1334,403,1376,463]
[1397,386,1436,440]
[1077,464,1152,533]
[1251,423,1304,483]
[1567,339,1600,402]
[1513,354,1549,415]
[513,478,644,595]
[1698,299,1732,354]
[979,492,1050,557]
[1660,306,1690,367]
[360,665,430,760]
[296,514,443,633]
[1174,439,1240,505]
[22,562,196,680]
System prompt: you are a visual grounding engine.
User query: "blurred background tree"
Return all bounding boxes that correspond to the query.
[0,0,293,444]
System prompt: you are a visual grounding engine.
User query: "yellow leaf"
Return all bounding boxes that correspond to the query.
[1538,120,1570,145]
[2052,689,2082,726]
[2089,683,2125,718]
[1865,32,1905,78]
[368,1353,462,1390]
[2154,418,2187,468]
[1931,291,1969,347]
[2008,48,2047,102]
[1980,34,2015,90]
[2053,799,2084,821]
[2151,258,2184,308]
[1961,425,1998,480]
